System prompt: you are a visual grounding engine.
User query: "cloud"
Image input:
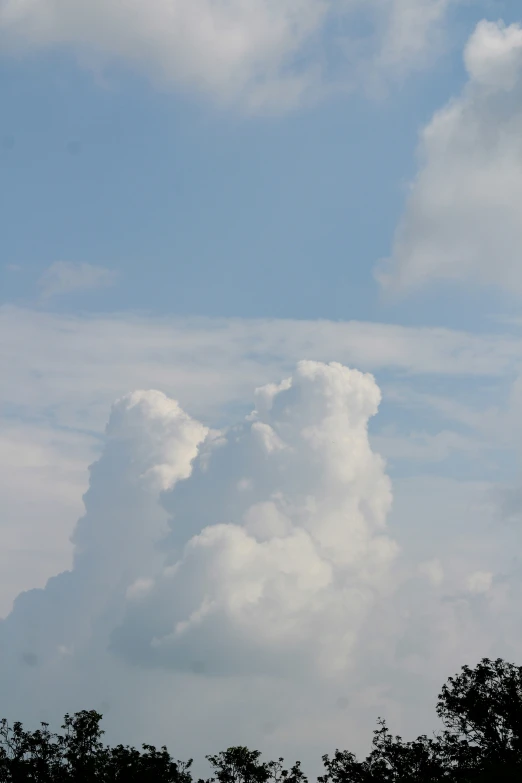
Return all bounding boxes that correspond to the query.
[0,0,455,110]
[1,362,522,774]
[466,570,493,594]
[0,422,97,617]
[2,304,521,617]
[495,483,522,525]
[110,361,397,678]
[38,262,117,299]
[377,19,522,295]
[3,305,521,435]
[0,388,207,665]
[372,0,452,75]
[0,361,398,756]
[418,558,444,586]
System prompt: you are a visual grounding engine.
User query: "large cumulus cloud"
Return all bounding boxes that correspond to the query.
[111,361,397,678]
[0,361,396,684]
[4,305,522,621]
[1,359,522,772]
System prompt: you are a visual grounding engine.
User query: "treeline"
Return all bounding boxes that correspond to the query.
[1,658,521,782]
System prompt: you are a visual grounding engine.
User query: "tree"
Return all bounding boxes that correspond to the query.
[319,657,522,782]
[0,710,193,783]
[104,742,193,783]
[436,657,522,781]
[319,719,454,783]
[0,716,64,783]
[205,746,307,783]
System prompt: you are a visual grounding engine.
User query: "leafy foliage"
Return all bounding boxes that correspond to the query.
[318,658,522,782]
[435,657,522,782]
[206,747,307,783]
[0,710,193,783]
[319,719,454,782]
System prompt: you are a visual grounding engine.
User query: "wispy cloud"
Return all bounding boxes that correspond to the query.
[0,0,456,112]
[38,262,117,300]
[2,305,520,435]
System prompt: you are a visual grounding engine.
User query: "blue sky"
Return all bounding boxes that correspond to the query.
[1,0,522,775]
[2,1,517,326]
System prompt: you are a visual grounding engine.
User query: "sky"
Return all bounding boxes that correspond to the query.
[1,0,522,776]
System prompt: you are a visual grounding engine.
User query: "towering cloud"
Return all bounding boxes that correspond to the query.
[111,361,397,678]
[0,362,396,685]
[0,390,207,682]
[1,360,520,770]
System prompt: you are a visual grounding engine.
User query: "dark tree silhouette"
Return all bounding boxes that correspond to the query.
[435,657,522,781]
[0,710,193,783]
[319,657,522,782]
[319,718,454,782]
[205,747,307,783]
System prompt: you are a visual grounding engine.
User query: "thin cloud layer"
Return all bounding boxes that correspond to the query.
[3,305,521,435]
[377,19,522,294]
[0,0,455,110]
[38,262,117,299]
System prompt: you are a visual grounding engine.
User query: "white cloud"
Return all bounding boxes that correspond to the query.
[0,362,397,759]
[372,0,452,75]
[3,295,522,707]
[2,305,521,435]
[0,388,207,658]
[1,362,521,776]
[103,389,208,492]
[0,0,456,110]
[2,304,521,617]
[466,570,493,594]
[110,361,397,678]
[377,19,522,294]
[418,558,444,585]
[38,262,117,299]
[465,19,522,91]
[0,422,97,617]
